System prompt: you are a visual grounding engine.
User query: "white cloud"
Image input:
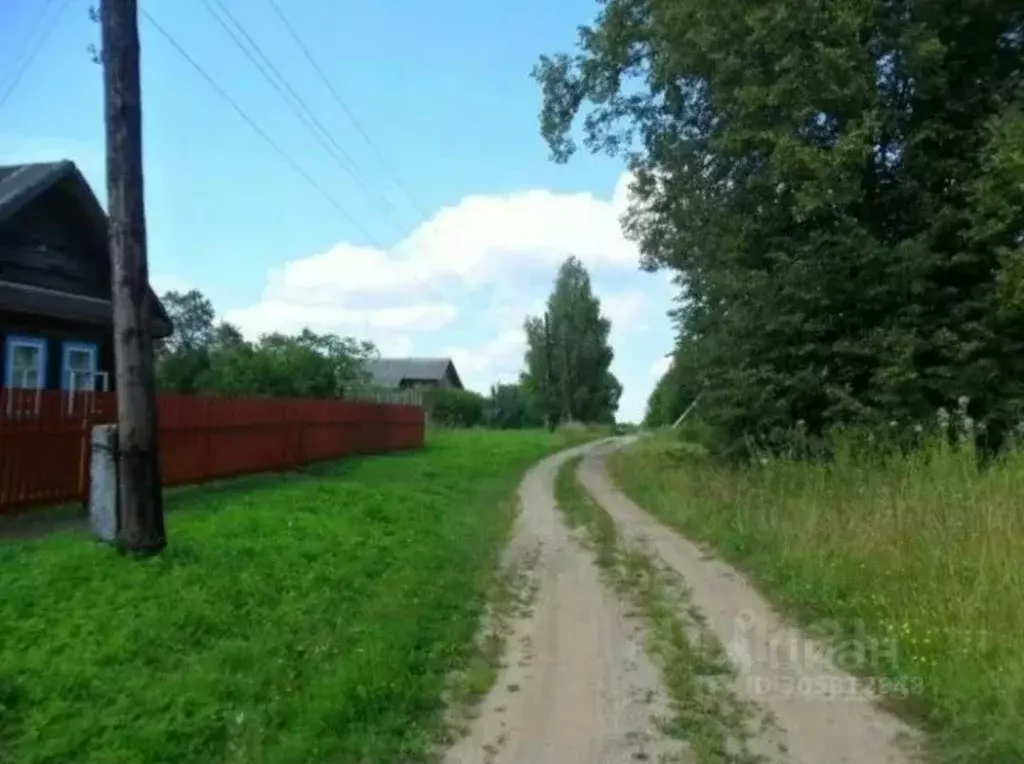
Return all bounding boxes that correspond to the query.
[445,327,526,380]
[225,173,643,348]
[396,183,639,286]
[159,172,677,420]
[225,300,457,338]
[375,335,415,357]
[650,355,672,378]
[264,242,435,301]
[602,291,648,336]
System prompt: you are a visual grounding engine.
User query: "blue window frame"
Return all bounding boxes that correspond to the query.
[3,335,47,389]
[60,341,99,391]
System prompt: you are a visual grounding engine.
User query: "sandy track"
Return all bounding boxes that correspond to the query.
[444,441,691,764]
[577,440,924,764]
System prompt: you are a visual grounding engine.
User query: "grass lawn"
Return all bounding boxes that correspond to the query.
[0,428,593,764]
[609,434,1024,764]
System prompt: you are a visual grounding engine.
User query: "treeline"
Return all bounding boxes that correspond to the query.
[155,290,377,398]
[538,1,1024,455]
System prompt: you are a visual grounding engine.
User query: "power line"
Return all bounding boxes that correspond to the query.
[140,7,383,247]
[0,0,74,111]
[0,0,57,93]
[265,0,432,221]
[198,0,409,230]
[194,1,453,307]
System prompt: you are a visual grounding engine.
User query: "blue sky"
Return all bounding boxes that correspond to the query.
[1,0,675,421]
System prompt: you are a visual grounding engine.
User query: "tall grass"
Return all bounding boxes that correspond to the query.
[609,434,1024,763]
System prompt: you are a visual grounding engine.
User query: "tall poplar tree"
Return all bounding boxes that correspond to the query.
[522,257,622,425]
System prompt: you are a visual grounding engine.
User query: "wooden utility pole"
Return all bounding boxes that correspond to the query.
[543,313,557,432]
[671,393,702,430]
[101,0,166,555]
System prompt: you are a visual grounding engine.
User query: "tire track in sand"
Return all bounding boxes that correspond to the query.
[444,440,692,764]
[576,439,924,764]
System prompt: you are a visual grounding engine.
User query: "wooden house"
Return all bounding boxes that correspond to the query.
[365,357,464,391]
[0,160,172,392]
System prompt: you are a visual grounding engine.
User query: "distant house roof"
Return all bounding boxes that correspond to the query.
[0,160,173,338]
[365,357,464,389]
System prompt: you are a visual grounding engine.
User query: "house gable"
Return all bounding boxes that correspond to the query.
[366,357,465,391]
[0,181,110,299]
[0,161,172,337]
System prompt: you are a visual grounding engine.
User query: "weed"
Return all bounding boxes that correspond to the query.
[609,433,1024,763]
[554,456,769,764]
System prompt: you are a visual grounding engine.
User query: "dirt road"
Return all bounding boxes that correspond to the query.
[576,440,923,764]
[444,441,690,764]
[446,438,922,764]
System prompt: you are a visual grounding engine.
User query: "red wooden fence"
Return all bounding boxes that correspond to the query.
[0,389,425,514]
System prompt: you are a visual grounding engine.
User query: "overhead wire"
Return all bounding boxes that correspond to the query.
[259,0,457,302]
[0,0,57,95]
[140,7,384,248]
[147,4,452,305]
[0,0,75,111]
[198,0,409,232]
[210,0,454,302]
[264,0,433,221]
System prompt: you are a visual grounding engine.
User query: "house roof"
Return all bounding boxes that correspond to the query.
[365,357,464,389]
[0,160,173,338]
[0,162,75,221]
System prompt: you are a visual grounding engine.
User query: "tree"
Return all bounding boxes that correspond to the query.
[154,290,216,394]
[486,383,540,429]
[154,289,379,399]
[522,257,622,425]
[537,0,1024,455]
[158,290,215,353]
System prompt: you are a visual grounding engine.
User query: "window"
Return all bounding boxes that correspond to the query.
[61,342,98,391]
[3,336,46,389]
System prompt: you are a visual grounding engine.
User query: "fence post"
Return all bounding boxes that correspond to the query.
[88,424,119,543]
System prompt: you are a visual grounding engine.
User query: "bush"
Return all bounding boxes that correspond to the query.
[428,388,486,428]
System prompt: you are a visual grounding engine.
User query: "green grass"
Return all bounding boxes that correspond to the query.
[0,428,588,764]
[609,434,1024,764]
[554,456,768,763]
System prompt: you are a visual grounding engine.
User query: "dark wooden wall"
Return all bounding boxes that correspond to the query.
[0,185,110,300]
[0,185,116,391]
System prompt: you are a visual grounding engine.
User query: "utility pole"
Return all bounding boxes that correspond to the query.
[560,321,571,424]
[101,0,166,555]
[543,313,557,432]
[560,289,575,425]
[671,393,702,430]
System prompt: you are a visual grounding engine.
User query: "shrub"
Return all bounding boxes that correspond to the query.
[428,388,486,428]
